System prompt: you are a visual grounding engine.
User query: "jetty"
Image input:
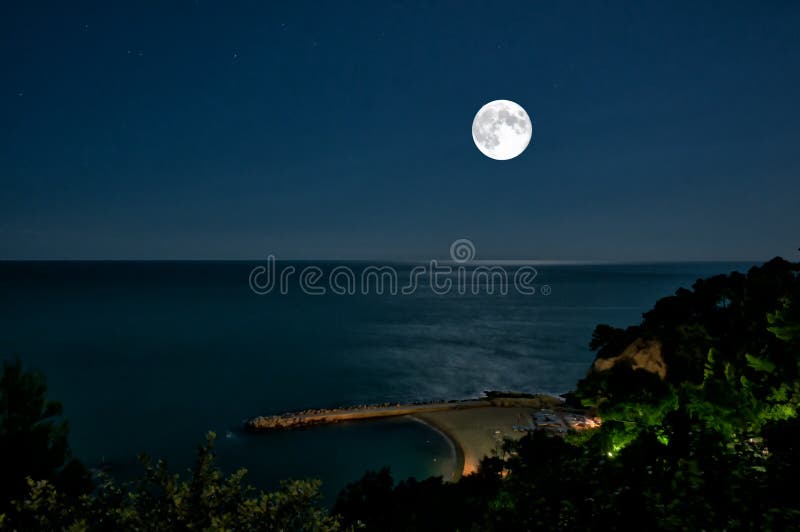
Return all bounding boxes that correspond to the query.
[244,392,600,480]
[244,393,565,432]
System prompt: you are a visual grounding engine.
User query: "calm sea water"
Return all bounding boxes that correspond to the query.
[0,261,756,502]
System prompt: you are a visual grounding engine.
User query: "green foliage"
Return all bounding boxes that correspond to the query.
[8,432,343,531]
[0,360,344,531]
[745,353,776,373]
[334,463,506,531]
[576,257,800,442]
[0,358,92,517]
[767,293,800,343]
[588,324,631,357]
[336,257,800,530]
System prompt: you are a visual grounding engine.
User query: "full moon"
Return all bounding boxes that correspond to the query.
[471,100,532,160]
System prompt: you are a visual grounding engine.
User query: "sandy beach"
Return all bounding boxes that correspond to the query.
[413,407,540,479]
[244,394,585,482]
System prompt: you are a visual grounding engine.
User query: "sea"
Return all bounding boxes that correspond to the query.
[0,260,756,503]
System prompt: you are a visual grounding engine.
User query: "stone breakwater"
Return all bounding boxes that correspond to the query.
[244,393,565,432]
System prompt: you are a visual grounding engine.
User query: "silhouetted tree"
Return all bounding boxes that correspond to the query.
[0,358,91,519]
[7,432,344,530]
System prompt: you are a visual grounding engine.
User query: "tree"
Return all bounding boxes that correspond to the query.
[1,360,345,530]
[9,432,345,531]
[0,358,91,517]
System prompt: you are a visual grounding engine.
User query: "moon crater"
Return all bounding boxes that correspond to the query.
[472,100,532,160]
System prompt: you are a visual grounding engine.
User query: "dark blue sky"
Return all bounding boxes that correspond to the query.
[2,1,799,261]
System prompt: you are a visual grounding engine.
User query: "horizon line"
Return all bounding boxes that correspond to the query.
[0,257,772,265]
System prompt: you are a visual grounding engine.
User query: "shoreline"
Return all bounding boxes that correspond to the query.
[243,393,599,481]
[411,405,601,477]
[408,415,465,482]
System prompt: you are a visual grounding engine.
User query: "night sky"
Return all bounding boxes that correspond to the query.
[2,1,799,261]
